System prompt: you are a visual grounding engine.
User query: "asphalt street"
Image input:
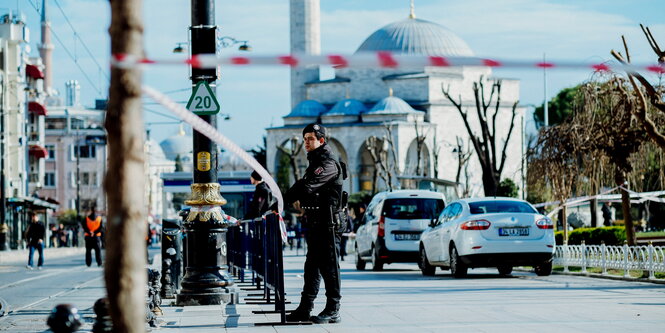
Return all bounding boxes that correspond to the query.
[0,246,664,332]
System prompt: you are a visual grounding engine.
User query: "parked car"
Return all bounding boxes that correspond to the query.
[419,197,555,277]
[355,190,446,271]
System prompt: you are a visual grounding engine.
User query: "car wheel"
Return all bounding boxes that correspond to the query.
[449,246,467,278]
[535,261,552,276]
[497,265,513,276]
[355,245,366,271]
[371,246,384,271]
[419,247,435,276]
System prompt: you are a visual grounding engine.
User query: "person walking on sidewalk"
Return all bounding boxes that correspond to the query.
[244,170,274,220]
[83,206,103,267]
[24,213,45,270]
[284,123,346,324]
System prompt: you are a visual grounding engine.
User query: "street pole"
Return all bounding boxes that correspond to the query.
[176,0,234,306]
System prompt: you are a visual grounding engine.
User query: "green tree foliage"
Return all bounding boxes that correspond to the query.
[496,178,519,198]
[534,86,580,127]
[249,136,267,168]
[276,151,292,195]
[57,209,79,226]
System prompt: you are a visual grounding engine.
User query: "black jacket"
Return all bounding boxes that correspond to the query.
[285,143,343,222]
[244,181,273,219]
[25,222,45,246]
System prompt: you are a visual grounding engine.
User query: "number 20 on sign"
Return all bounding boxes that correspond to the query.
[186,81,221,115]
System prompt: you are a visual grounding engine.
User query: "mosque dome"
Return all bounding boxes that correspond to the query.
[285,100,327,118]
[365,96,418,115]
[146,139,169,163]
[159,127,192,161]
[355,17,474,56]
[326,99,367,116]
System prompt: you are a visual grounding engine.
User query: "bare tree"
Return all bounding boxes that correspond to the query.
[431,130,441,179]
[442,77,518,196]
[455,136,473,198]
[413,118,430,176]
[365,136,392,191]
[611,26,665,150]
[277,136,303,181]
[105,0,147,331]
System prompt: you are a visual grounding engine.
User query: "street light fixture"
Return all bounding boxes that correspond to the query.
[173,37,251,54]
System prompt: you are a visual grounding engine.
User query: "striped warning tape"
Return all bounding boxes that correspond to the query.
[112,52,665,73]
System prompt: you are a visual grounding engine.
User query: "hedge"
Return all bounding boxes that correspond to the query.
[555,226,626,245]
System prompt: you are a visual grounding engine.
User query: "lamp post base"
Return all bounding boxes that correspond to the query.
[175,205,235,306]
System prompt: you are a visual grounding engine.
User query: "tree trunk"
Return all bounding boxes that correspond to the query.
[482,169,498,196]
[561,205,568,243]
[615,170,636,245]
[106,1,147,332]
[590,198,598,228]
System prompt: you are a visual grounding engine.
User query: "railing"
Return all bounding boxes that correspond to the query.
[227,214,297,326]
[553,242,665,279]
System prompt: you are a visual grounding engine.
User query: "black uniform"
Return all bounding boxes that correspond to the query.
[285,143,343,312]
[244,182,273,220]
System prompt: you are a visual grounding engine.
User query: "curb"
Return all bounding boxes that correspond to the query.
[515,267,665,285]
[0,247,86,265]
[551,270,665,285]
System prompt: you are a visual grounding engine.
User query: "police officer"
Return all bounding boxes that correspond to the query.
[285,123,345,324]
[244,170,274,220]
[83,205,103,267]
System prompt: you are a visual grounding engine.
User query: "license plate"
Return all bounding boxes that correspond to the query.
[499,227,529,236]
[394,233,420,241]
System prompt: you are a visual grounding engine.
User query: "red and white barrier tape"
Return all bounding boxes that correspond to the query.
[113,52,665,73]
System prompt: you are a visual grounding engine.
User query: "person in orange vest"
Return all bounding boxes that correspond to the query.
[83,205,103,267]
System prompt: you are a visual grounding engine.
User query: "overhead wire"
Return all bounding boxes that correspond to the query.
[26,0,105,96]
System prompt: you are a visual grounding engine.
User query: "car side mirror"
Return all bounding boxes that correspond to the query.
[429,218,438,227]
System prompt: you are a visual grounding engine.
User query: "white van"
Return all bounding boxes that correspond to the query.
[355,190,446,271]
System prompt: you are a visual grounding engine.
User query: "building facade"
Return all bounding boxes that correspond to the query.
[267,3,525,197]
[0,11,55,250]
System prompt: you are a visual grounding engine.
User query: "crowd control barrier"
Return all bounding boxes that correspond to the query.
[227,214,303,326]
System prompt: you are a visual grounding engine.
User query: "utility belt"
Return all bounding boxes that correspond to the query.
[302,205,348,233]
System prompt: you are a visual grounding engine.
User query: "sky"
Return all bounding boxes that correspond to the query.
[9,0,665,149]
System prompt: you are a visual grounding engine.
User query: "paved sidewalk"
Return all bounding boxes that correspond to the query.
[0,247,86,265]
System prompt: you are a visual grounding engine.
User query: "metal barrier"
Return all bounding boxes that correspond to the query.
[227,214,300,326]
[553,242,665,279]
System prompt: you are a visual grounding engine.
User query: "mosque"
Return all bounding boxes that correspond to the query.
[266,1,526,197]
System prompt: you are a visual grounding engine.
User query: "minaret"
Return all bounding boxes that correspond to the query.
[290,0,321,108]
[39,0,54,95]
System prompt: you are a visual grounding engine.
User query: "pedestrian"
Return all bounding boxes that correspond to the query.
[352,203,366,233]
[24,212,45,270]
[602,202,612,227]
[83,206,103,267]
[284,123,347,324]
[244,170,274,220]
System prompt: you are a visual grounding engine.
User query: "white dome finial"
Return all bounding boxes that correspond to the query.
[409,0,416,19]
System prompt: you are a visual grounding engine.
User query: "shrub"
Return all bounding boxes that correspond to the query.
[554,226,626,245]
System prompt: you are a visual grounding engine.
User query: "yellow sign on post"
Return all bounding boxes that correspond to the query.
[197,151,211,171]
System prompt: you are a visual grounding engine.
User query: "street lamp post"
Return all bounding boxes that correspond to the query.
[176,0,234,306]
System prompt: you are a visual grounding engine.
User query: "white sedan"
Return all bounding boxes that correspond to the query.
[419,197,555,277]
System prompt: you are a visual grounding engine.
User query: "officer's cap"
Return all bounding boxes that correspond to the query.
[302,123,326,139]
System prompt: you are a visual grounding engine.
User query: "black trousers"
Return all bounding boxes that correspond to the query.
[85,236,102,266]
[301,226,341,308]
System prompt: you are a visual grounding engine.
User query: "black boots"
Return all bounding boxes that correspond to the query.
[310,303,341,324]
[285,302,313,322]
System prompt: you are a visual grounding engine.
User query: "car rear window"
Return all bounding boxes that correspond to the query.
[468,201,537,214]
[383,198,445,220]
